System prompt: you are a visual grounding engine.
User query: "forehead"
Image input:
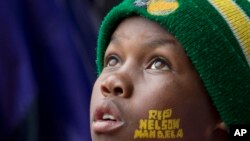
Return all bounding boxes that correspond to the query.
[108,16,184,56]
[112,16,173,41]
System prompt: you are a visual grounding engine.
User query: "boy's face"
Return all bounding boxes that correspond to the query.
[90,17,222,141]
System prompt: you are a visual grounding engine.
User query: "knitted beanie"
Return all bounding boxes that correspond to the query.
[96,0,250,126]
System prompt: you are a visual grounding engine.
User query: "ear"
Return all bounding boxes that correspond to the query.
[210,121,229,141]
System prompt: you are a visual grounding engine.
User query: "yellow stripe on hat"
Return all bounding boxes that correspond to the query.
[208,0,250,66]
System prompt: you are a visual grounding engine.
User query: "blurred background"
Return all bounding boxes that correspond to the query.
[0,0,121,141]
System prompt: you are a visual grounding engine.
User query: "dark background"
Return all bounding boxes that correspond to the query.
[0,0,121,141]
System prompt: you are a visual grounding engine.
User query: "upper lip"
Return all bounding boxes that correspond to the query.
[92,100,124,133]
[94,101,121,122]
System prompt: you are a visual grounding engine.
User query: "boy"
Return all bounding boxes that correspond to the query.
[90,0,250,140]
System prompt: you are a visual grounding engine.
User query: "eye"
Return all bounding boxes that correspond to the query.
[105,55,119,67]
[147,57,171,71]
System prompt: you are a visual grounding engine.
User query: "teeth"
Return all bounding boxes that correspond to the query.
[102,113,115,120]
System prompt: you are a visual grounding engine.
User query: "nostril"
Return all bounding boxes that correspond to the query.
[114,87,123,95]
[101,85,111,94]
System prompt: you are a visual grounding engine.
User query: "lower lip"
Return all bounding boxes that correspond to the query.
[92,120,124,133]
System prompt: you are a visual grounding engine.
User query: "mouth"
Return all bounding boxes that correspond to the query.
[92,101,124,133]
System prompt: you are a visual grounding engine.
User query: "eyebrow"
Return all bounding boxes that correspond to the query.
[110,33,129,43]
[110,34,177,49]
[143,38,177,49]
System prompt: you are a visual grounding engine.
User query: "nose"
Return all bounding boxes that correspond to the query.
[100,73,133,98]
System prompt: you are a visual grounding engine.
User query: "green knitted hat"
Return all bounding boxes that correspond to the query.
[96,0,250,126]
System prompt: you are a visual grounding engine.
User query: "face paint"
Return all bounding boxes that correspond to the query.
[134,109,183,139]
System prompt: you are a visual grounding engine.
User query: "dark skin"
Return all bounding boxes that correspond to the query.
[90,16,228,141]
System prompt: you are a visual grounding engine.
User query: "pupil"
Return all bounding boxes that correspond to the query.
[155,61,163,68]
[109,58,117,66]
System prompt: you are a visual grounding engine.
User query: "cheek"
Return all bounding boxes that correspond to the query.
[91,75,104,97]
[129,78,181,128]
[91,82,99,102]
[131,97,185,140]
[90,78,103,111]
[138,77,182,106]
[131,77,183,123]
[129,78,192,140]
